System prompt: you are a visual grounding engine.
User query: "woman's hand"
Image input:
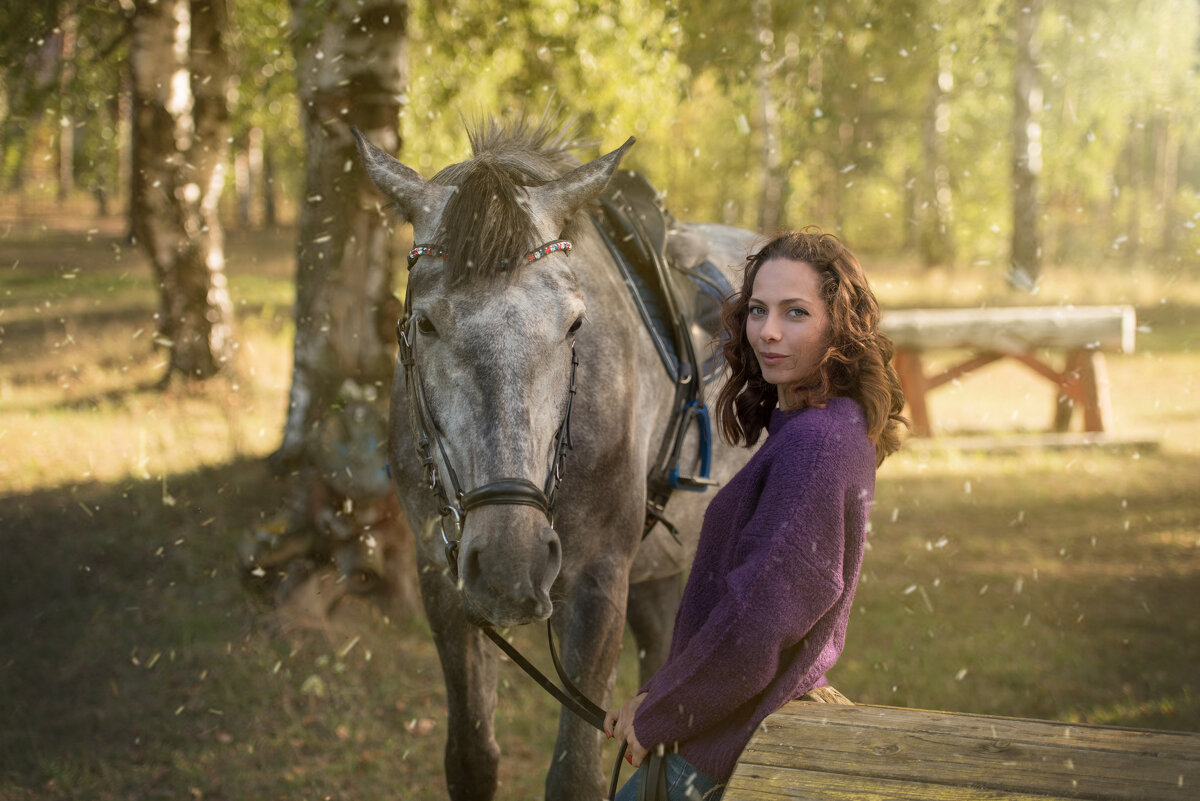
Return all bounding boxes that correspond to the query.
[605,693,649,767]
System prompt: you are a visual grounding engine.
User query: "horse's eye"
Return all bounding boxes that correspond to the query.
[416,316,437,336]
[567,316,584,337]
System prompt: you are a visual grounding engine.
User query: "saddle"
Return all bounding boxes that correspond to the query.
[596,171,730,384]
[593,171,733,537]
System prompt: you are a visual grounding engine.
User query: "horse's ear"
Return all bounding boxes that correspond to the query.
[351,127,453,230]
[526,136,635,234]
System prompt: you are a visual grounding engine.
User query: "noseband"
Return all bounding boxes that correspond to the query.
[397,240,578,579]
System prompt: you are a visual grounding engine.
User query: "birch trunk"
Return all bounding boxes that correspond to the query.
[918,53,955,268]
[253,0,413,612]
[57,13,77,203]
[753,0,785,234]
[1010,0,1043,289]
[1156,113,1181,255]
[275,0,407,469]
[1125,109,1145,259]
[129,0,234,380]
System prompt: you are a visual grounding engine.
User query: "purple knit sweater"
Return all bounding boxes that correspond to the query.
[633,396,876,783]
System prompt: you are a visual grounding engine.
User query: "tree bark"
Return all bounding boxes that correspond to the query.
[753,0,785,234]
[1156,112,1181,256]
[1010,0,1043,289]
[234,126,265,229]
[275,0,408,470]
[918,52,955,268]
[57,12,77,203]
[1125,108,1144,260]
[257,0,414,614]
[118,67,134,232]
[129,0,234,381]
[263,145,278,227]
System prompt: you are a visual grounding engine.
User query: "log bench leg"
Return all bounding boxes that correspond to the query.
[1056,348,1114,433]
[893,348,931,437]
[1079,348,1114,432]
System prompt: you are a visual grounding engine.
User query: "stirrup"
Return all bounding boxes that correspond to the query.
[669,401,717,491]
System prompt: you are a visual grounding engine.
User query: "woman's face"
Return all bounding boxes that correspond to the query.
[746,258,832,408]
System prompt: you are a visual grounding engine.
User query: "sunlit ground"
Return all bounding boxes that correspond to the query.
[1,208,1196,799]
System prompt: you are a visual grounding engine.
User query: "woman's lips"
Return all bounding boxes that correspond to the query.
[758,352,788,365]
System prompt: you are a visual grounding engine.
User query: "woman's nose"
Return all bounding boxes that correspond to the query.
[759,313,781,341]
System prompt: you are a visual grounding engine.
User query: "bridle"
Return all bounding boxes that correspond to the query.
[397,239,578,579]
[398,237,647,798]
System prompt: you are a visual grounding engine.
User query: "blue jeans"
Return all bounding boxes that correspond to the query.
[613,753,724,801]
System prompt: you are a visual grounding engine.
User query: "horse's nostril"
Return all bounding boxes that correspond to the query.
[539,528,562,596]
[458,522,562,624]
[461,544,483,590]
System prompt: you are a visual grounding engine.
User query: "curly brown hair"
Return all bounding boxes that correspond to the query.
[713,228,906,464]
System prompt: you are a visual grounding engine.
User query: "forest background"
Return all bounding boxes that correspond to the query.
[5,0,1200,269]
[4,0,1195,268]
[1,0,1198,799]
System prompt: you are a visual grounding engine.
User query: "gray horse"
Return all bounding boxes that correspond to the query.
[355,119,758,800]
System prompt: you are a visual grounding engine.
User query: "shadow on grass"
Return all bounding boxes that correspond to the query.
[0,459,269,780]
[0,458,447,800]
[1,448,1197,798]
[845,451,1200,732]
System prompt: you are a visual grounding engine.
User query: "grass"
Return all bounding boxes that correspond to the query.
[1,211,1198,799]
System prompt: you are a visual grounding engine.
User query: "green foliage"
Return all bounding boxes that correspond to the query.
[1033,0,1200,261]
[0,1,129,194]
[402,0,688,179]
[225,0,303,202]
[0,0,1198,266]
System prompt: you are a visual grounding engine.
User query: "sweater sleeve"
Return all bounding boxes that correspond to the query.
[632,434,851,749]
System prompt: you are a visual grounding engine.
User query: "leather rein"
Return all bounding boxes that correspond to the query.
[398,239,634,799]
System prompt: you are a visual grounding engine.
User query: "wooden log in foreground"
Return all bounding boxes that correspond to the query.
[725,702,1199,800]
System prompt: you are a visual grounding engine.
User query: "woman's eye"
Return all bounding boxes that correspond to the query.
[416,316,436,335]
[788,307,809,318]
[748,305,765,317]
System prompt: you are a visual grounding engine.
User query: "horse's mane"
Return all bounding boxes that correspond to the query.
[432,115,585,284]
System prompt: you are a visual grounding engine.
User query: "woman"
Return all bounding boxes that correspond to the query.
[606,228,906,800]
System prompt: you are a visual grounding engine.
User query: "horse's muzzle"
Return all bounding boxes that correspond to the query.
[459,510,561,627]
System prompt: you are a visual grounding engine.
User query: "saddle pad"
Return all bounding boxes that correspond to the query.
[594,171,733,383]
[599,223,731,384]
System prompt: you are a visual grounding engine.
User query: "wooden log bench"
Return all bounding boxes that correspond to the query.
[725,702,1200,800]
[881,305,1137,437]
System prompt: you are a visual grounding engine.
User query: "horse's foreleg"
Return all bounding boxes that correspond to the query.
[544,564,628,801]
[625,572,682,685]
[418,566,500,801]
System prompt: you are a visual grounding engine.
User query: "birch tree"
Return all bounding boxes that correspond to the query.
[129,0,234,380]
[915,46,955,267]
[752,0,785,234]
[273,0,407,471]
[1010,0,1043,289]
[244,0,413,610]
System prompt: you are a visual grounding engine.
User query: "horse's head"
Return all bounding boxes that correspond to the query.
[354,124,632,626]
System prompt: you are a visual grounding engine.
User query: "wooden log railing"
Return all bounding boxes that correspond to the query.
[880,305,1137,437]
